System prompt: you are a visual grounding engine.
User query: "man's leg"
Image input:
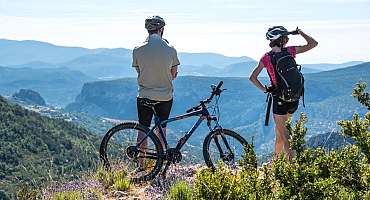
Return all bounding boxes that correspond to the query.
[137,98,154,168]
[154,99,173,149]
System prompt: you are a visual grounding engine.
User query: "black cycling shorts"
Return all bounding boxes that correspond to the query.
[272,96,299,115]
[137,98,173,128]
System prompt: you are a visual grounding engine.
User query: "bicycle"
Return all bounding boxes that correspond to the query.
[99,81,250,183]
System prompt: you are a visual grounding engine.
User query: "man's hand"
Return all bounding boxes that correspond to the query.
[171,65,178,80]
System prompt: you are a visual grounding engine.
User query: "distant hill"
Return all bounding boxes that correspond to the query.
[0,96,100,198]
[181,61,322,77]
[0,39,94,65]
[0,66,95,106]
[178,52,254,68]
[61,53,135,78]
[11,89,46,106]
[302,61,364,71]
[1,39,364,79]
[0,39,256,77]
[7,61,59,69]
[66,62,370,153]
[305,132,355,151]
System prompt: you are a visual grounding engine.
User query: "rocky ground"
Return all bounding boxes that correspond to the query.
[42,164,202,200]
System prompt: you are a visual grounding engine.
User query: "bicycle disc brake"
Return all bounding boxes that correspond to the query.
[165,148,182,163]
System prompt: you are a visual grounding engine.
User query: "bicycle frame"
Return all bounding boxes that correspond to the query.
[136,105,214,152]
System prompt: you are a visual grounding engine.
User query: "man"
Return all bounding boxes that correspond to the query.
[132,16,180,168]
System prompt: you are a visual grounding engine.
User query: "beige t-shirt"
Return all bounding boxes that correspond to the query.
[132,34,180,101]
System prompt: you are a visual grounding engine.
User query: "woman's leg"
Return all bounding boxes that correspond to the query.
[273,113,292,160]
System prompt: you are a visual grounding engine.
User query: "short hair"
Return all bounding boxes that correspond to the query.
[147,29,159,34]
[269,36,288,48]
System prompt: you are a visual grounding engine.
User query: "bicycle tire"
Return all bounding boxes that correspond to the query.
[203,128,249,170]
[100,121,164,183]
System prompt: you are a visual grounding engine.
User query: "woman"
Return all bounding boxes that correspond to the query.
[249,26,318,160]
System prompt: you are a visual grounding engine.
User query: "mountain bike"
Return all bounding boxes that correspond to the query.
[99,81,250,183]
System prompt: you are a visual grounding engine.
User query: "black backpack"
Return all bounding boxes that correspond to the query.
[268,48,304,103]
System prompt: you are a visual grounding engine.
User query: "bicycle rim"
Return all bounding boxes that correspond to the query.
[100,122,163,183]
[203,129,249,170]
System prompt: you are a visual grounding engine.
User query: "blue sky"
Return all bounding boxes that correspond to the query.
[0,0,370,63]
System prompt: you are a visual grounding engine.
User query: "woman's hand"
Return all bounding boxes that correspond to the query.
[295,28,318,54]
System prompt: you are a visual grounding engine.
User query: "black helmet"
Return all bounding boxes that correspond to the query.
[145,16,165,31]
[266,26,288,40]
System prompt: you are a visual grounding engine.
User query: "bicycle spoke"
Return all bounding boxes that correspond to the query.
[101,122,163,182]
[204,129,248,170]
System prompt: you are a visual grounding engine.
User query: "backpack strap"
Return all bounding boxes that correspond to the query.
[264,93,273,126]
[302,87,306,107]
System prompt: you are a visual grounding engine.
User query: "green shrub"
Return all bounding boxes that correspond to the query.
[0,190,11,200]
[193,82,370,199]
[166,180,193,200]
[83,188,103,200]
[195,165,243,200]
[113,178,130,191]
[95,165,115,188]
[16,185,40,200]
[52,191,83,200]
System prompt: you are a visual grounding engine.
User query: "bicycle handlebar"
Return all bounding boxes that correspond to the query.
[186,81,224,113]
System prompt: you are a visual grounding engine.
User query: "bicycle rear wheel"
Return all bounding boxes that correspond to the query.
[203,129,249,170]
[100,122,164,183]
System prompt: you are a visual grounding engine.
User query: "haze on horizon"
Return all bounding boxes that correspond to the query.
[0,0,370,64]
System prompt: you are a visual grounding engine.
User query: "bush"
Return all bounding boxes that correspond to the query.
[83,188,103,200]
[95,166,115,188]
[166,180,193,200]
[52,191,83,200]
[96,165,130,191]
[113,178,130,191]
[0,190,10,200]
[193,82,370,199]
[16,185,40,200]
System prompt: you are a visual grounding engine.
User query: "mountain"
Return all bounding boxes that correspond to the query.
[7,61,59,69]
[0,96,101,198]
[1,39,363,80]
[0,39,94,65]
[66,62,370,153]
[61,53,135,78]
[305,132,355,151]
[0,66,95,106]
[302,61,364,71]
[180,61,322,77]
[11,89,46,106]
[178,52,254,68]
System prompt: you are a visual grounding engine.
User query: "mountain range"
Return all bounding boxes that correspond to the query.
[65,62,370,153]
[0,39,363,80]
[0,66,94,106]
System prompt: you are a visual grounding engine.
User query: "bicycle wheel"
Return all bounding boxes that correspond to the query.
[100,121,164,183]
[203,128,249,170]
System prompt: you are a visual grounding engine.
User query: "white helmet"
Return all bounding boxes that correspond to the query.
[266,26,288,41]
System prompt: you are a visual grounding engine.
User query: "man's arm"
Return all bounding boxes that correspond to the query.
[134,66,140,74]
[171,65,178,80]
[295,30,318,54]
[132,48,140,74]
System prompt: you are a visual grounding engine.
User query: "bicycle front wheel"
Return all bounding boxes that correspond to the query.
[203,129,249,170]
[100,122,164,183]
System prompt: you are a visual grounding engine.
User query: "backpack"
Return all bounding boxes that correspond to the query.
[268,48,304,103]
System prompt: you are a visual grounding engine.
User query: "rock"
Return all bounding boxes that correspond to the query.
[11,89,46,106]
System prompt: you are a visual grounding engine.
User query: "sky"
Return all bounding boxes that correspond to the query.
[0,0,370,64]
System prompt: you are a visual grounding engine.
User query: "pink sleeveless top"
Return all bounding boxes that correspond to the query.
[260,46,297,86]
